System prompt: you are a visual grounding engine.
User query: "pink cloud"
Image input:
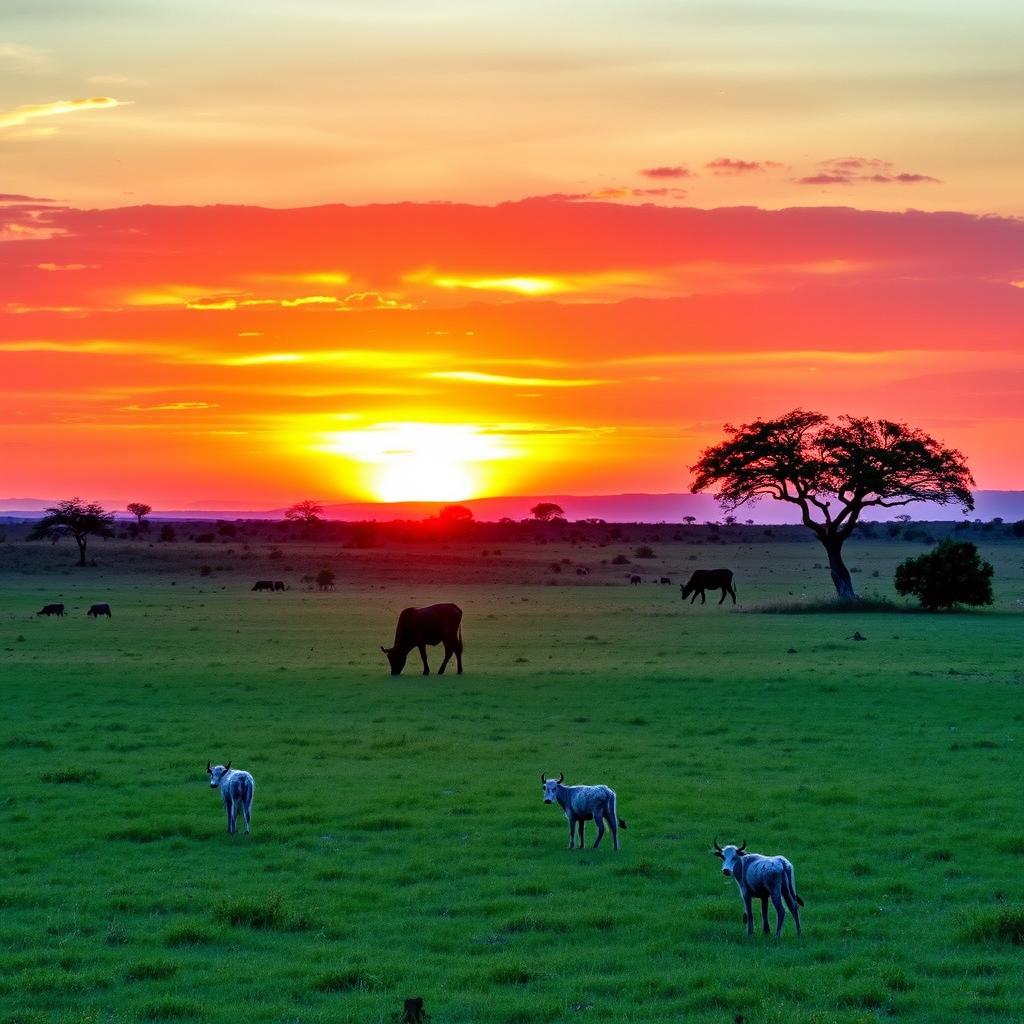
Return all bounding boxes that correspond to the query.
[795,157,941,186]
[638,165,693,179]
[705,158,781,175]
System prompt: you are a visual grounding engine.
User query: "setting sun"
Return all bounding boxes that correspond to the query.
[317,423,514,503]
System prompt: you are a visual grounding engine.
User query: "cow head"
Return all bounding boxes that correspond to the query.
[207,761,231,788]
[380,645,407,676]
[713,837,746,876]
[541,772,564,803]
[680,582,694,600]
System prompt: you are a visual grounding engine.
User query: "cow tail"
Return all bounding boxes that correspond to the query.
[787,863,804,907]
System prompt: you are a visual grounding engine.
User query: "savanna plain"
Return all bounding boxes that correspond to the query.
[2,531,1022,1024]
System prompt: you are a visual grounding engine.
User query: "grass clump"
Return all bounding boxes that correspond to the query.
[213,892,315,932]
[125,960,179,982]
[40,767,99,784]
[961,907,1024,945]
[754,595,901,614]
[314,969,385,993]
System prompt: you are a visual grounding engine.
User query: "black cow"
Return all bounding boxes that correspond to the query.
[37,603,64,617]
[87,603,112,618]
[659,577,672,585]
[629,575,642,585]
[273,581,286,591]
[680,569,736,605]
[251,580,274,591]
[381,603,463,676]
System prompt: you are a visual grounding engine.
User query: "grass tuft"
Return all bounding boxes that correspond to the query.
[314,969,385,993]
[213,892,315,932]
[961,907,1024,945]
[40,767,99,784]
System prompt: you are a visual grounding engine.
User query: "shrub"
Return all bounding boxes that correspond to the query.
[894,539,994,610]
[610,554,630,565]
[634,545,655,559]
[158,525,176,543]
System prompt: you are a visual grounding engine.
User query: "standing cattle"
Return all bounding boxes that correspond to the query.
[381,603,463,676]
[575,567,590,576]
[541,773,627,850]
[37,603,64,617]
[87,603,112,618]
[680,569,736,605]
[207,761,255,834]
[273,580,286,591]
[659,577,672,585]
[251,580,274,591]
[629,575,642,586]
[713,839,804,937]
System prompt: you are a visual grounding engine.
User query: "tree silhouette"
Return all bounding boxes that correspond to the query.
[895,540,993,610]
[531,502,565,522]
[285,500,324,524]
[126,502,152,527]
[27,498,115,567]
[691,410,974,599]
[439,504,473,524]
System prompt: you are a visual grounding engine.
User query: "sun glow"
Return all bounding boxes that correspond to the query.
[318,422,514,502]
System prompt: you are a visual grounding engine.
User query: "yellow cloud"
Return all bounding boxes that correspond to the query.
[215,349,439,369]
[0,96,130,129]
[405,268,656,296]
[427,370,607,388]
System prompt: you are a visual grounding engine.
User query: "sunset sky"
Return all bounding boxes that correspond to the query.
[2,2,1022,507]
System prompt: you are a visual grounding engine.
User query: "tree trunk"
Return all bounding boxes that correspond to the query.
[822,535,857,600]
[75,534,87,567]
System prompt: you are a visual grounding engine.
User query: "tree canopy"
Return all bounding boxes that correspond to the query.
[27,498,115,566]
[530,502,565,522]
[126,502,152,525]
[284,500,324,524]
[895,539,993,610]
[691,409,975,598]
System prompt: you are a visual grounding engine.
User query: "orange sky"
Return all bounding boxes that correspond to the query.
[2,3,1022,506]
[2,199,1022,505]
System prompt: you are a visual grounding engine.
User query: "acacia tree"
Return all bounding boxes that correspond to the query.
[531,502,565,522]
[690,410,974,599]
[28,498,116,567]
[285,499,324,524]
[126,502,152,527]
[439,504,474,524]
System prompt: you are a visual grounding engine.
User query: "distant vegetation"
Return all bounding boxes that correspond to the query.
[896,539,995,610]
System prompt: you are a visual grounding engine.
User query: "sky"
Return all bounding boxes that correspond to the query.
[2,1,1022,507]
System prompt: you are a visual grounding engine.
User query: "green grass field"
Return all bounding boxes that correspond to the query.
[2,536,1022,1023]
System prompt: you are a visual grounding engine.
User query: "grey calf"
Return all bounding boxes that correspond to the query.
[542,773,627,850]
[713,839,803,937]
[207,761,255,834]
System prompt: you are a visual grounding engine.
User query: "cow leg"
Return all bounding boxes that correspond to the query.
[690,591,698,604]
[577,818,585,848]
[242,795,252,835]
[718,587,727,605]
[728,583,737,604]
[771,890,786,937]
[455,638,463,674]
[783,889,801,936]
[438,644,452,675]
[607,810,619,851]
[592,815,606,849]
[743,893,754,936]
[418,644,430,675]
[760,896,770,934]
[223,793,233,833]
[566,816,576,850]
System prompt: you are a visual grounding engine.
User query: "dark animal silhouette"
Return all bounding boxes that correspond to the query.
[37,603,64,617]
[273,580,286,591]
[629,575,641,585]
[87,603,112,618]
[680,569,736,605]
[659,577,672,584]
[381,603,463,676]
[395,997,430,1024]
[575,567,590,576]
[251,580,274,592]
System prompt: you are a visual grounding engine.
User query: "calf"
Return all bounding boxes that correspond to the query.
[207,761,255,834]
[542,773,627,850]
[37,603,64,617]
[680,569,736,605]
[713,839,803,937]
[87,603,112,618]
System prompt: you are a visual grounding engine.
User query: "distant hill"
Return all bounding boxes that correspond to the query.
[2,491,1023,524]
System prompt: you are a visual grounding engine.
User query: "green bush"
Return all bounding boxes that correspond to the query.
[894,539,994,610]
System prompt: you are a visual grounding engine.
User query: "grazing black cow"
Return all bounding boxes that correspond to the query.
[659,577,672,585]
[87,603,112,618]
[381,603,463,676]
[273,580,286,591]
[37,603,64,617]
[251,580,274,592]
[680,569,736,605]
[629,575,642,586]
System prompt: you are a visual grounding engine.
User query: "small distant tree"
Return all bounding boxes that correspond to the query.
[895,539,994,610]
[682,515,697,525]
[315,568,336,590]
[27,498,115,567]
[285,500,324,524]
[691,410,974,600]
[531,502,565,522]
[439,504,474,524]
[126,502,152,527]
